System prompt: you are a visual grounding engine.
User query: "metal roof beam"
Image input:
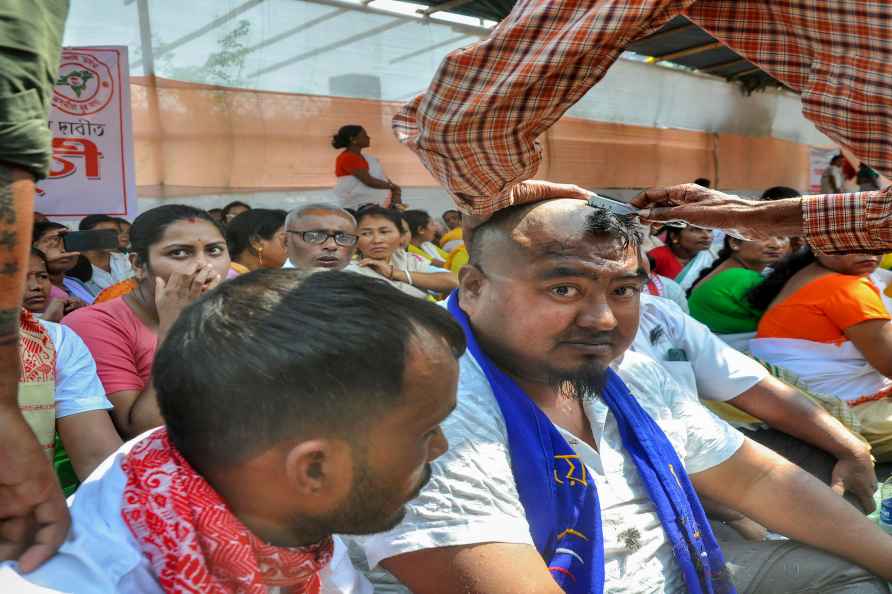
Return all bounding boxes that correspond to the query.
[700,57,747,74]
[417,0,477,17]
[651,41,723,63]
[729,66,762,80]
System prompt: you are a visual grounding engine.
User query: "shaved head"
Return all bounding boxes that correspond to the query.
[467,200,641,269]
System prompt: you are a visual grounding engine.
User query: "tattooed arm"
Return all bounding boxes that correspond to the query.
[0,166,70,572]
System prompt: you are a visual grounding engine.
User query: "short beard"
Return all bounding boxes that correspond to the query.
[548,363,608,401]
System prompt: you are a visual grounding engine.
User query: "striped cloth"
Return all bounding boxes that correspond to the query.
[395,0,892,251]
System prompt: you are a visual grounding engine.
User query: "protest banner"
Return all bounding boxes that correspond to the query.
[37,46,136,220]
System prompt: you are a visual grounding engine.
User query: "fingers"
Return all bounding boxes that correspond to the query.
[630,183,706,210]
[829,476,846,497]
[636,206,678,223]
[188,265,212,300]
[511,180,590,205]
[461,214,487,246]
[205,271,224,292]
[0,516,33,547]
[850,481,877,514]
[0,541,25,565]
[16,497,70,573]
[857,489,877,514]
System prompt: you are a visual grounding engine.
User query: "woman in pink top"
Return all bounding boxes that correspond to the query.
[64,205,231,439]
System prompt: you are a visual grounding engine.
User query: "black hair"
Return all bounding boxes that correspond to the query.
[355,205,404,233]
[221,201,251,222]
[112,217,131,227]
[468,203,641,264]
[67,254,93,282]
[746,246,816,311]
[693,178,711,188]
[156,269,467,471]
[443,209,461,219]
[662,226,683,243]
[225,208,287,261]
[687,236,733,295]
[130,204,223,267]
[78,214,117,231]
[331,125,364,150]
[30,247,48,268]
[32,221,67,242]
[761,186,802,200]
[403,210,432,238]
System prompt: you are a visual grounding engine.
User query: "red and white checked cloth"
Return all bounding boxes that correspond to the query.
[394,0,892,253]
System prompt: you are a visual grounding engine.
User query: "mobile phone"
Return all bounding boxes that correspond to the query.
[62,229,119,253]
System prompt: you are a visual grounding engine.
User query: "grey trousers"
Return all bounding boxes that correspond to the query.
[717,526,890,594]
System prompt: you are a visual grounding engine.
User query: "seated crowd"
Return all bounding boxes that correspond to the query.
[5,186,892,593]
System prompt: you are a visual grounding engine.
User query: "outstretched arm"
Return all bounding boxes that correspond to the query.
[692,438,892,582]
[728,376,876,512]
[631,183,892,255]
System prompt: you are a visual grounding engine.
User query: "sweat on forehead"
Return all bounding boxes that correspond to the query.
[468,199,640,264]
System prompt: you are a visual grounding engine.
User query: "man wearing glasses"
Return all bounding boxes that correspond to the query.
[283,204,359,271]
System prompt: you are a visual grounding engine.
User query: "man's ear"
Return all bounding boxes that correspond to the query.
[283,439,353,501]
[458,264,486,315]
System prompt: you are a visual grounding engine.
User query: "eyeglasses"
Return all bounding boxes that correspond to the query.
[287,230,358,247]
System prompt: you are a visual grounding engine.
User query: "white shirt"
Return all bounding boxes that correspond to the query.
[632,294,767,405]
[86,252,133,294]
[39,319,112,418]
[0,437,372,594]
[349,349,743,594]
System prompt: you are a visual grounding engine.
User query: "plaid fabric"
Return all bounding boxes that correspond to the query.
[803,189,892,254]
[395,0,892,248]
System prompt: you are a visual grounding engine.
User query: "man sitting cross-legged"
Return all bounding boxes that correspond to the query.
[0,268,465,594]
[349,199,892,594]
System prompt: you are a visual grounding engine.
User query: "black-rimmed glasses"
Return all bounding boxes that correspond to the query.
[286,230,358,247]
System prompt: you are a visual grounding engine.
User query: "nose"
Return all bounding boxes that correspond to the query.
[766,236,786,249]
[25,275,39,292]
[575,297,618,332]
[427,427,449,462]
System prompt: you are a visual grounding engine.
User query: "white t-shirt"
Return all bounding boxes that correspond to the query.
[39,319,112,418]
[0,437,372,594]
[349,349,743,594]
[632,294,767,405]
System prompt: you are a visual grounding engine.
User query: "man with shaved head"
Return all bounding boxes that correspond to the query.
[284,203,359,270]
[350,198,892,594]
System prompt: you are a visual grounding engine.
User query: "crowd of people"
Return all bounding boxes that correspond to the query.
[6,1,892,593]
[6,183,892,593]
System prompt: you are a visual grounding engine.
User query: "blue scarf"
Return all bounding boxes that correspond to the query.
[447,293,734,594]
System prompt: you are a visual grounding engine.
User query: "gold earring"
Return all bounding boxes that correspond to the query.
[258,246,264,266]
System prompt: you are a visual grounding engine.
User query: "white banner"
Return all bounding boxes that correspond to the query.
[808,146,838,194]
[36,46,136,220]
